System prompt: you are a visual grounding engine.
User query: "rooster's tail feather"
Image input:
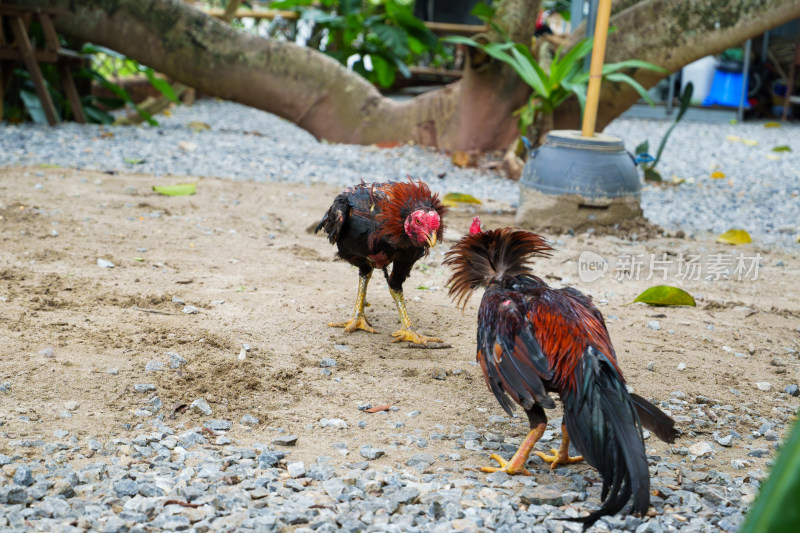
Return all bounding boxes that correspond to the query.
[562,346,650,530]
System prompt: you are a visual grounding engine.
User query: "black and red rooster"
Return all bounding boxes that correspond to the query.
[444,217,678,528]
[316,179,446,345]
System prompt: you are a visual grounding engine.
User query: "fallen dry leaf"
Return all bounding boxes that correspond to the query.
[710,171,726,179]
[451,150,474,168]
[365,405,392,413]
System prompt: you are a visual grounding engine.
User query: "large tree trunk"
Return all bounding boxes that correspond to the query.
[28,0,800,151]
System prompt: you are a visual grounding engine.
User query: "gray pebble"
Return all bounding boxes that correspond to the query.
[240,414,260,427]
[13,466,34,486]
[785,384,799,397]
[134,384,156,393]
[360,445,385,460]
[182,305,199,314]
[647,320,661,331]
[190,398,213,416]
[320,357,337,367]
[113,478,139,497]
[287,462,305,478]
[144,361,164,372]
[204,419,232,431]
[272,435,298,446]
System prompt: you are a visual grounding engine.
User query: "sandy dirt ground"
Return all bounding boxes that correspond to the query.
[1,166,799,485]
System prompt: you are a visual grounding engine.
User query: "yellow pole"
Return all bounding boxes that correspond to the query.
[581,0,613,138]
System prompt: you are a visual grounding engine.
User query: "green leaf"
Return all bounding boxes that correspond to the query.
[369,54,396,88]
[604,72,655,106]
[441,35,481,47]
[470,1,496,20]
[740,419,800,532]
[142,68,179,103]
[676,82,693,121]
[643,168,662,181]
[19,88,49,124]
[125,158,145,165]
[550,38,593,84]
[603,59,667,74]
[152,183,196,196]
[633,286,696,307]
[83,105,114,125]
[772,145,792,152]
[442,192,482,205]
[407,35,425,55]
[716,229,752,245]
[372,24,409,58]
[635,140,649,155]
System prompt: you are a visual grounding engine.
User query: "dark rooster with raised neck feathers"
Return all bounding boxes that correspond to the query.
[444,217,678,529]
[315,179,446,345]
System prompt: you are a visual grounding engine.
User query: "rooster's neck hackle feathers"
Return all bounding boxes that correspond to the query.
[371,178,446,246]
[444,228,552,309]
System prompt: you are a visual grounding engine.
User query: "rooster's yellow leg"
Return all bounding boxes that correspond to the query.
[534,425,584,470]
[389,288,442,345]
[481,423,547,476]
[329,272,378,334]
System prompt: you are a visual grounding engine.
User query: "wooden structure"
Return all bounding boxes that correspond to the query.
[0,1,85,124]
[781,42,800,121]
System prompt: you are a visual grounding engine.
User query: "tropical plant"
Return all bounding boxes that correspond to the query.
[634,82,693,182]
[740,417,800,532]
[271,0,443,88]
[5,37,180,125]
[445,31,666,142]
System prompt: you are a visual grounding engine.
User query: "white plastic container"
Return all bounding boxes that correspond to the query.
[681,56,717,104]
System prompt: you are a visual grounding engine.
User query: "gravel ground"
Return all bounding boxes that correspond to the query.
[1,100,798,247]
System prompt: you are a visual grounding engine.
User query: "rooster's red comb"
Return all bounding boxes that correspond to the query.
[469,217,482,234]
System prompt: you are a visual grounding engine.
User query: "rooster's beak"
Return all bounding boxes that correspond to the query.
[425,232,437,248]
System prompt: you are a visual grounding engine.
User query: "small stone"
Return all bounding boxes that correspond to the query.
[715,434,733,447]
[360,445,385,460]
[240,414,260,427]
[406,453,435,470]
[190,398,213,415]
[333,344,350,352]
[216,435,231,445]
[97,258,115,268]
[13,466,34,486]
[755,382,772,392]
[520,484,565,506]
[172,296,185,305]
[204,419,232,431]
[114,478,139,497]
[320,418,347,429]
[407,410,422,418]
[257,451,284,468]
[145,361,164,372]
[785,384,799,397]
[38,347,55,358]
[320,358,337,367]
[168,352,187,368]
[677,362,687,371]
[688,441,714,457]
[182,305,199,314]
[53,430,69,438]
[432,368,446,380]
[272,435,298,446]
[134,384,156,393]
[64,400,79,411]
[106,367,119,375]
[647,320,661,331]
[731,459,750,470]
[287,462,305,478]
[646,361,655,371]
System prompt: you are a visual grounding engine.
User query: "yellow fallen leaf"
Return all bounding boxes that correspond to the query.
[152,183,196,196]
[163,110,172,117]
[766,154,780,161]
[764,122,781,128]
[726,135,741,142]
[188,121,211,132]
[451,151,473,168]
[710,171,726,179]
[716,229,752,245]
[742,139,758,147]
[442,192,482,205]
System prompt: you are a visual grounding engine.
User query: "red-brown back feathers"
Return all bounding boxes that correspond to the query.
[443,226,552,309]
[371,179,447,247]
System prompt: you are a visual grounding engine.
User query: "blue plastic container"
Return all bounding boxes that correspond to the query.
[702,70,750,108]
